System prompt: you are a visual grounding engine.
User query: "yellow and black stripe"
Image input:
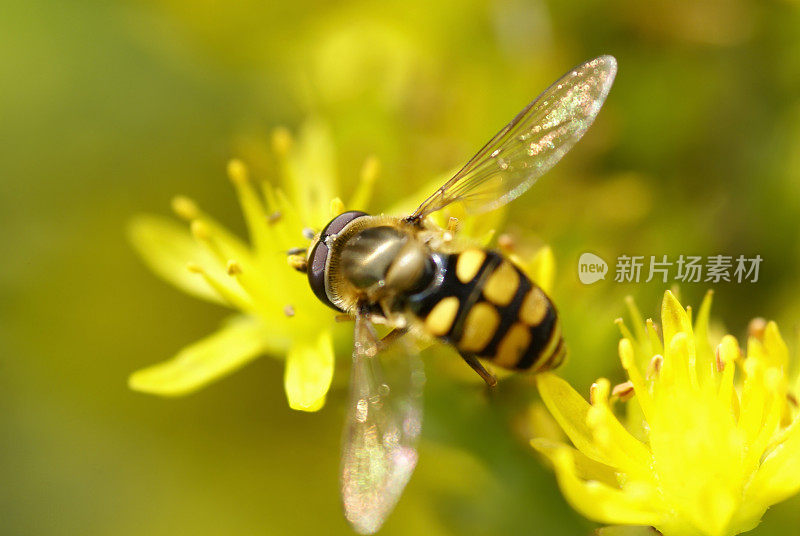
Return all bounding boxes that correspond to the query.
[407,249,565,372]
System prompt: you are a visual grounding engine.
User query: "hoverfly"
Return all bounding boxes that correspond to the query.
[293,56,616,534]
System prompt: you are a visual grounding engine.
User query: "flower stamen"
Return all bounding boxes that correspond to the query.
[748,317,767,340]
[186,262,252,310]
[190,220,230,266]
[171,196,200,221]
[590,379,610,406]
[270,127,293,155]
[498,233,515,253]
[535,291,800,536]
[226,260,243,276]
[647,354,663,379]
[612,381,635,401]
[619,338,654,419]
[330,197,346,216]
[130,119,426,413]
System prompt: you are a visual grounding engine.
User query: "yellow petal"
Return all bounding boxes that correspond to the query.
[348,156,380,211]
[618,338,653,420]
[283,119,338,228]
[537,373,608,463]
[527,246,555,295]
[694,290,715,380]
[536,373,651,474]
[460,203,506,246]
[763,321,789,370]
[128,215,230,305]
[746,419,800,506]
[667,332,698,391]
[284,331,335,412]
[717,335,739,409]
[661,290,693,355]
[527,401,567,445]
[129,316,275,396]
[645,319,664,358]
[595,527,661,536]
[531,439,618,486]
[739,358,768,443]
[550,449,661,527]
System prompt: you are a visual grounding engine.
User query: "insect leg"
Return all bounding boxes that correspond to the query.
[459,353,497,387]
[376,328,409,352]
[447,217,459,234]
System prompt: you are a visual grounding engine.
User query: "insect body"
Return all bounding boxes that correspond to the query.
[408,248,564,374]
[298,55,617,534]
[308,214,563,380]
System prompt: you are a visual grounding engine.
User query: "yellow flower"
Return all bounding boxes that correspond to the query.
[127,120,380,411]
[533,290,800,536]
[126,118,537,410]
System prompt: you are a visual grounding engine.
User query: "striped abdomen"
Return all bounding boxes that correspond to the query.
[407,249,565,372]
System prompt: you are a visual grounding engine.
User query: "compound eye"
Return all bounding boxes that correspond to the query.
[307,211,367,311]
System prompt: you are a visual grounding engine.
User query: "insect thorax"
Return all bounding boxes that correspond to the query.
[320,215,437,314]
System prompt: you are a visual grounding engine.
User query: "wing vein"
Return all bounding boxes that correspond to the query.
[410,55,617,219]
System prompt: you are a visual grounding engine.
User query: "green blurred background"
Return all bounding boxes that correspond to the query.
[3,0,800,534]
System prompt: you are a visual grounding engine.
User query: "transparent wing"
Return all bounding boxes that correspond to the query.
[411,55,617,219]
[341,316,425,535]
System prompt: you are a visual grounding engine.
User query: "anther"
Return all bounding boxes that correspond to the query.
[226,260,242,276]
[227,159,249,184]
[287,254,307,272]
[171,196,199,220]
[283,305,295,317]
[302,228,316,240]
[267,211,282,225]
[647,318,660,339]
[748,317,767,340]
[498,233,515,252]
[611,380,635,401]
[788,393,799,407]
[190,220,210,241]
[271,127,293,155]
[330,197,346,216]
[647,354,664,378]
[335,314,354,323]
[716,336,741,371]
[715,345,725,372]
